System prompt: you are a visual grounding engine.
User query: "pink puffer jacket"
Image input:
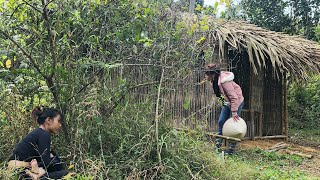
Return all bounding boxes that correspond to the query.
[218,71,244,112]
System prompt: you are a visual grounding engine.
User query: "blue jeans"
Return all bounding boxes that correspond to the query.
[218,101,244,135]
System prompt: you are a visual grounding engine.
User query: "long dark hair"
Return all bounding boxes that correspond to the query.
[31,106,62,124]
[205,69,221,98]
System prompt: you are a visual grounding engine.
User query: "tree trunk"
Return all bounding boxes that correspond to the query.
[189,0,195,13]
[46,77,69,141]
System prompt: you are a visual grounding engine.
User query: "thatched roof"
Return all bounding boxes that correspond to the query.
[211,21,320,79]
[178,13,320,79]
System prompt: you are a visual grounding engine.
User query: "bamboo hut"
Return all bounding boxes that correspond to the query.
[199,20,320,139]
[109,16,320,140]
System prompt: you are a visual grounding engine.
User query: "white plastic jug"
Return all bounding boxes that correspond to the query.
[222,117,247,139]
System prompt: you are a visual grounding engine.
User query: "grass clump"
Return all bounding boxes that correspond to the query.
[231,148,313,180]
[0,99,315,179]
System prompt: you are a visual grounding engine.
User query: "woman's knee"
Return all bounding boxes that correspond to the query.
[48,170,69,179]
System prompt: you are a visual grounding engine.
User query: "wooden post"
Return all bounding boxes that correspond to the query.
[249,60,255,140]
[284,73,288,141]
[250,110,255,140]
[259,112,263,137]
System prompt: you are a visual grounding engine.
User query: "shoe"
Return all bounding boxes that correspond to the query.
[215,146,222,153]
[224,148,235,155]
[215,138,222,152]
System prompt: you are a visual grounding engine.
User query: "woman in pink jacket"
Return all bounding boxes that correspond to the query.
[205,64,244,155]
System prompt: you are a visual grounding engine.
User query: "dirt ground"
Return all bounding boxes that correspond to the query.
[239,139,320,178]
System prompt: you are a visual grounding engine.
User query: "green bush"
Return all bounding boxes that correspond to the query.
[288,75,320,129]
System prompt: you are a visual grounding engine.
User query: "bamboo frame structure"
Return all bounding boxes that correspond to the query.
[106,61,290,140]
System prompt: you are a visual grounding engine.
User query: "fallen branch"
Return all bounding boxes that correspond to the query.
[267,142,289,152]
[283,150,313,159]
[207,134,242,142]
[253,135,288,140]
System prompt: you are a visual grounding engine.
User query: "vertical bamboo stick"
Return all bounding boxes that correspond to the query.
[249,61,255,139]
[155,67,164,165]
[284,73,288,141]
[259,112,263,137]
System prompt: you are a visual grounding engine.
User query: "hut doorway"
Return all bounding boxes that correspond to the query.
[227,50,286,139]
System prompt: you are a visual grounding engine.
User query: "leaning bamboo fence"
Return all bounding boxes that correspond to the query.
[105,64,265,138]
[105,60,290,140]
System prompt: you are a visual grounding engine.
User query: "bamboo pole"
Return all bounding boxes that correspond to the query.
[284,73,288,141]
[155,67,163,165]
[253,135,287,139]
[249,65,255,140]
[174,127,242,142]
[211,134,242,142]
[283,150,313,159]
[259,112,263,137]
[251,111,255,140]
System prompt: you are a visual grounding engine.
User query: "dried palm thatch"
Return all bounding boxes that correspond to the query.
[177,13,320,80]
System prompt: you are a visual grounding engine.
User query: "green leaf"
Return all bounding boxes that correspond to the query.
[143,8,151,15]
[196,36,206,44]
[225,0,230,7]
[214,2,219,10]
[40,80,46,85]
[143,41,152,47]
[94,116,103,126]
[200,25,209,31]
[195,4,202,11]
[183,97,191,110]
[5,59,12,69]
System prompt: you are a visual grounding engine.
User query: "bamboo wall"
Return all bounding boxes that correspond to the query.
[107,64,220,132]
[262,65,283,136]
[106,58,286,138]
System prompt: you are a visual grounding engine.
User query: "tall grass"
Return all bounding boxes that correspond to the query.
[0,92,259,179]
[0,83,315,179]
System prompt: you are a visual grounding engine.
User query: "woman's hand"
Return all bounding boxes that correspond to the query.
[26,159,46,180]
[207,64,217,69]
[232,112,239,122]
[26,167,46,180]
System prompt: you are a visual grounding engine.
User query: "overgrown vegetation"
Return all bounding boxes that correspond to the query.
[0,98,314,179]
[233,148,313,180]
[288,75,320,130]
[0,0,319,179]
[288,75,320,147]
